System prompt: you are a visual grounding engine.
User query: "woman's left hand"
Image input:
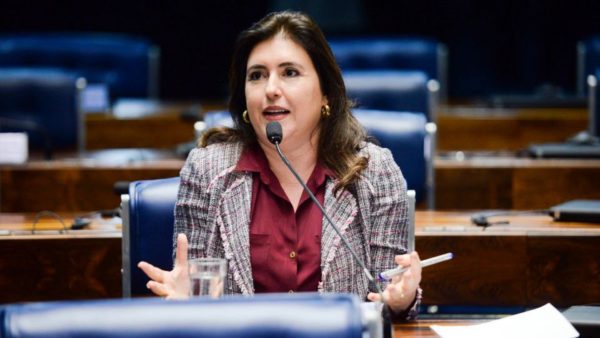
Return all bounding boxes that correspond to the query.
[367,251,422,313]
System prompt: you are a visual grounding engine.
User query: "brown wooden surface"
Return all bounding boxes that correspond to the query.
[0,150,183,212]
[437,106,588,151]
[4,152,599,212]
[0,213,121,303]
[86,99,226,149]
[415,211,600,308]
[394,319,489,338]
[85,100,588,151]
[435,154,600,210]
[1,211,598,308]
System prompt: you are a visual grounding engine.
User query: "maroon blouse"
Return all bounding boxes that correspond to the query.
[234,145,332,293]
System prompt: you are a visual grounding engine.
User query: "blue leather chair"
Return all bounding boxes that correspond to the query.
[329,37,447,100]
[0,33,160,99]
[354,109,435,208]
[0,68,84,156]
[577,37,600,97]
[121,177,180,297]
[0,293,376,338]
[201,110,435,208]
[344,70,434,121]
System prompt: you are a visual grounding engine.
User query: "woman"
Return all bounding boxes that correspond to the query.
[139,11,422,319]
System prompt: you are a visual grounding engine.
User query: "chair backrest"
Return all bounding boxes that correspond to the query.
[121,177,180,297]
[0,33,160,99]
[202,110,435,208]
[343,70,437,121]
[354,109,435,208]
[0,293,373,338]
[578,37,600,97]
[329,37,448,100]
[0,68,84,154]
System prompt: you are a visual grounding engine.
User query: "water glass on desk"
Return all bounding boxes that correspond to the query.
[188,258,227,298]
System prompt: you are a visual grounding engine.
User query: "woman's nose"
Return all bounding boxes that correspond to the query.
[265,75,282,99]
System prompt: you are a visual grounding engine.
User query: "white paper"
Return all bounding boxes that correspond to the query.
[0,132,28,164]
[431,303,579,338]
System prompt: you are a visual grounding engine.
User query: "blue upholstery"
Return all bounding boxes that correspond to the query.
[578,37,600,96]
[329,37,442,78]
[202,110,434,206]
[0,293,367,338]
[353,109,429,203]
[344,70,431,120]
[591,70,600,137]
[122,177,180,297]
[0,33,159,99]
[0,68,82,153]
[329,37,446,99]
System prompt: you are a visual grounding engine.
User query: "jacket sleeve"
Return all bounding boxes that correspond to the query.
[366,146,421,320]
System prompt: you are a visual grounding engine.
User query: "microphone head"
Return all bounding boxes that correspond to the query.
[266,121,283,144]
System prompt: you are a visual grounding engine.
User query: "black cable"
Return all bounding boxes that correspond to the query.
[32,211,68,234]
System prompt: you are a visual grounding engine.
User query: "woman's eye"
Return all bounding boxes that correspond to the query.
[247,71,263,81]
[284,68,299,77]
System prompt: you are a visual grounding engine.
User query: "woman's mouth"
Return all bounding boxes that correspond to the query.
[263,108,290,120]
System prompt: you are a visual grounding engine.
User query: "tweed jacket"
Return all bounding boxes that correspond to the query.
[174,141,411,301]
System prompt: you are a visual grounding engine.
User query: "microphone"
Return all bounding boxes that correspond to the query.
[266,122,392,336]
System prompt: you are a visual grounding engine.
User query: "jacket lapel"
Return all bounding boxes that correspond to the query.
[320,179,358,287]
[216,174,254,295]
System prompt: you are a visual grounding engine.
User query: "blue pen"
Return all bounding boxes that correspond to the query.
[377,252,453,281]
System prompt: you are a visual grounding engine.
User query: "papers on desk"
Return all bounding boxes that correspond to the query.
[431,303,579,338]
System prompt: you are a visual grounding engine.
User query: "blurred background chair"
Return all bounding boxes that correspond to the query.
[328,37,447,101]
[343,70,436,121]
[0,68,85,158]
[577,36,600,98]
[0,293,374,338]
[354,109,436,208]
[121,177,180,297]
[201,110,436,208]
[0,33,160,101]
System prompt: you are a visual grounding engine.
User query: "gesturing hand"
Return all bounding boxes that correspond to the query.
[366,251,422,313]
[137,233,191,299]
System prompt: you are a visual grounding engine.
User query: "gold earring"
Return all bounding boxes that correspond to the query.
[321,104,331,118]
[242,110,250,123]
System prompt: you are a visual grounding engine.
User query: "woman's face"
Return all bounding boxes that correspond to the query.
[245,32,327,150]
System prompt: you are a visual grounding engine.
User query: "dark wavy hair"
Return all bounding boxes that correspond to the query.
[202,11,368,193]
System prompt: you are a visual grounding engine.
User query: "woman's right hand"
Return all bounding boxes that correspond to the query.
[137,233,191,299]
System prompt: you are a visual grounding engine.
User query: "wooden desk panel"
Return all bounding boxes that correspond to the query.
[3,154,599,212]
[415,211,600,308]
[0,153,183,212]
[0,213,121,303]
[2,212,598,308]
[435,155,600,210]
[86,99,226,149]
[437,107,588,151]
[86,101,588,151]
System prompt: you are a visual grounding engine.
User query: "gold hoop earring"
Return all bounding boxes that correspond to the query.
[242,110,250,123]
[321,104,331,118]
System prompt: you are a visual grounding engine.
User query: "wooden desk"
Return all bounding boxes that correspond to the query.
[0,213,121,303]
[437,106,588,151]
[0,149,183,212]
[415,211,600,308]
[394,318,488,338]
[86,101,588,151]
[2,151,599,212]
[1,211,598,308]
[86,99,226,149]
[435,153,600,210]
